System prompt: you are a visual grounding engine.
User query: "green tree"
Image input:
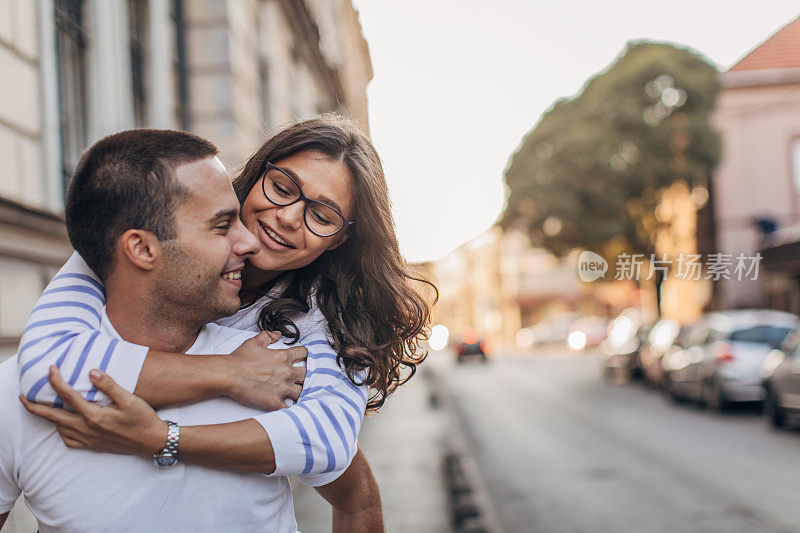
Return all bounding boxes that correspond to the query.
[502,42,721,267]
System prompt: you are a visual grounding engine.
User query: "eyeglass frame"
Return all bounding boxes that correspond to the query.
[260,162,354,237]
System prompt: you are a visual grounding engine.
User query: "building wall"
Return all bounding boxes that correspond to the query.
[710,78,800,309]
[0,0,71,362]
[0,0,372,363]
[0,0,46,209]
[431,227,587,351]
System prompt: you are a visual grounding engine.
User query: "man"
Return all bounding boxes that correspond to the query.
[0,130,381,531]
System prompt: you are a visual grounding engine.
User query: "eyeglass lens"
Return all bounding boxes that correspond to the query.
[263,168,343,236]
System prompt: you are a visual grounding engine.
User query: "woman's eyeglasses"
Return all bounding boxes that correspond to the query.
[261,162,353,237]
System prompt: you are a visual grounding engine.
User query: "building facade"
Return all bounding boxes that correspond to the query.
[709,15,800,310]
[0,0,372,360]
[431,226,590,351]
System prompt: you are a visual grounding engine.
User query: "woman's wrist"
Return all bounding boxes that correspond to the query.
[136,351,234,407]
[195,354,239,398]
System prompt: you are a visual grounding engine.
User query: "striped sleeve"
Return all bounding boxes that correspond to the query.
[253,324,368,486]
[17,252,148,406]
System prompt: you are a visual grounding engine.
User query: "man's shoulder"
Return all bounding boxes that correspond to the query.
[0,357,22,422]
[0,356,20,392]
[201,324,259,355]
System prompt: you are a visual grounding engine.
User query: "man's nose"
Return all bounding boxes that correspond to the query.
[232,218,259,256]
[275,201,304,231]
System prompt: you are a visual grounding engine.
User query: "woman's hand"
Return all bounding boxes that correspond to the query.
[20,366,168,457]
[225,331,308,410]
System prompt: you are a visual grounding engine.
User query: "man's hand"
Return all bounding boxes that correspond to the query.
[20,366,168,457]
[225,331,308,411]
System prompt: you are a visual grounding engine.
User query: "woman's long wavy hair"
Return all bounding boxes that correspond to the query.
[232,114,436,411]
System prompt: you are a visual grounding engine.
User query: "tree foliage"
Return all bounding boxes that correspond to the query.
[501,42,721,261]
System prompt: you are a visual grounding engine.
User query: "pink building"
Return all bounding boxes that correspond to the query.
[710,14,800,310]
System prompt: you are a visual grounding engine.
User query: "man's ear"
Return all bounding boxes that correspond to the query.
[326,232,348,251]
[118,229,162,271]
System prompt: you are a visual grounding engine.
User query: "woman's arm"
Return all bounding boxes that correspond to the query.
[18,253,304,410]
[23,326,368,478]
[258,324,368,481]
[18,253,147,405]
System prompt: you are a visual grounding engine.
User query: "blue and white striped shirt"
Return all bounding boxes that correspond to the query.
[17,252,367,486]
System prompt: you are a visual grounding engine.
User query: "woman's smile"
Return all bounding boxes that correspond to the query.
[258,220,296,250]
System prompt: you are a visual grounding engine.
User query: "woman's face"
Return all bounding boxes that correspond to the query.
[240,150,353,281]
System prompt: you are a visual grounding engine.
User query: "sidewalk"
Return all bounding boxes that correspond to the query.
[292,362,451,532]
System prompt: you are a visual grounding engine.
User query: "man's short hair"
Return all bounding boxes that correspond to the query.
[65,129,218,279]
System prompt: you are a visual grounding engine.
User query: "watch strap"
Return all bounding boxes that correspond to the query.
[153,420,180,467]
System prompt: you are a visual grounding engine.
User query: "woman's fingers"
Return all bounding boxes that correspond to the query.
[251,330,274,347]
[47,366,94,418]
[88,369,132,407]
[292,366,307,386]
[19,395,83,427]
[287,384,303,402]
[252,330,281,347]
[288,346,308,364]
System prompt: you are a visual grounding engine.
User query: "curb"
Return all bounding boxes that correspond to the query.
[423,365,505,533]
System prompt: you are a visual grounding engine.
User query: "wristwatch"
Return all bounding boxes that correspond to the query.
[153,420,180,467]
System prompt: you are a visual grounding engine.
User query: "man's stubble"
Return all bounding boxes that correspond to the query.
[149,240,241,330]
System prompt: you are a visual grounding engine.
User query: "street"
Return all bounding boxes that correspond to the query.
[439,349,800,533]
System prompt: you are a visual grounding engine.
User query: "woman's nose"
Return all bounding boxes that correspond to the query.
[275,201,304,231]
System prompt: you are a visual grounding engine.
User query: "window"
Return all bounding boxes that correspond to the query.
[791,138,800,192]
[128,0,149,127]
[172,0,190,130]
[260,58,271,128]
[54,0,88,195]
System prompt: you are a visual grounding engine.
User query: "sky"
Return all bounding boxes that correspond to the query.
[349,1,800,263]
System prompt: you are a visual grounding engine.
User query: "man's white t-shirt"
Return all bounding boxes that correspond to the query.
[0,313,300,532]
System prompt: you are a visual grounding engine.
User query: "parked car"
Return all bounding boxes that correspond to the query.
[761,326,800,428]
[600,313,650,380]
[455,329,489,364]
[640,319,686,386]
[662,309,797,411]
[567,316,609,351]
[528,312,583,347]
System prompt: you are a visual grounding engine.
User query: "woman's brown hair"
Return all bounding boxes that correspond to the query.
[233,114,436,411]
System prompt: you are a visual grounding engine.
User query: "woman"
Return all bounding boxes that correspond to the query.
[17,115,434,482]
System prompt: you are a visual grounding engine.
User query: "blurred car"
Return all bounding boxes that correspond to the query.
[761,326,800,428]
[455,329,489,364]
[456,339,488,363]
[528,312,583,346]
[567,316,609,351]
[662,309,797,411]
[600,312,650,380]
[640,319,686,386]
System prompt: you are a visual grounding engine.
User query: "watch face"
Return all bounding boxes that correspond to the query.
[154,454,178,467]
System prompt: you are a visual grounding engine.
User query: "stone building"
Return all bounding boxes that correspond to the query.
[0,0,372,360]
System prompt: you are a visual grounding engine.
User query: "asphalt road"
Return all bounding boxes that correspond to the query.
[439,349,800,533]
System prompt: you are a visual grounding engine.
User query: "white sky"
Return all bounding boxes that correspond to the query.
[351,1,800,263]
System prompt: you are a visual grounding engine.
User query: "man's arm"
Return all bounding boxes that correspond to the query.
[315,446,384,533]
[0,511,8,529]
[23,356,365,476]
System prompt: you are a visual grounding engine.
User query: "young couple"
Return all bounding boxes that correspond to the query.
[0,115,433,531]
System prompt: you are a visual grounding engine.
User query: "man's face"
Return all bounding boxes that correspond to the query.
[153,156,259,325]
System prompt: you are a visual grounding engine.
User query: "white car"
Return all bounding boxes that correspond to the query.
[664,309,798,411]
